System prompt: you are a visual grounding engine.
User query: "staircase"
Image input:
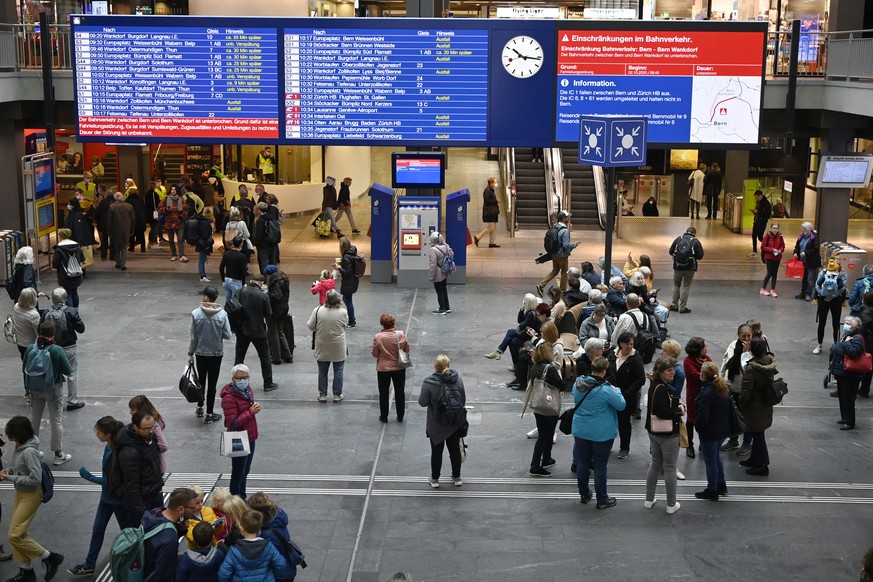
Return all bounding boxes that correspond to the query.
[560,148,601,230]
[514,149,548,229]
[101,152,118,189]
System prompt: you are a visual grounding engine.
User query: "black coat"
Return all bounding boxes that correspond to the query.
[144,188,161,222]
[52,242,85,289]
[115,424,164,518]
[268,277,290,321]
[338,245,360,294]
[695,383,732,441]
[793,231,822,269]
[194,214,214,253]
[64,209,95,246]
[322,185,338,211]
[95,194,114,232]
[126,192,147,230]
[338,182,352,207]
[482,186,499,223]
[608,351,646,401]
[238,283,271,338]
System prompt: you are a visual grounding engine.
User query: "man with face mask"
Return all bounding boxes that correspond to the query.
[234,274,277,392]
[75,172,97,204]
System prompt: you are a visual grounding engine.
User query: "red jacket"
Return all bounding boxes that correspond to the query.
[683,355,712,423]
[220,384,259,441]
[761,232,786,262]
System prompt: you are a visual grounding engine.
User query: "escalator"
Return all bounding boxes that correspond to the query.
[560,147,601,229]
[513,149,549,229]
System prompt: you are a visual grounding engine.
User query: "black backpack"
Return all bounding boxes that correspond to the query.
[544,224,563,255]
[352,255,366,278]
[225,293,244,333]
[435,378,465,427]
[184,217,200,245]
[265,219,282,245]
[630,312,659,365]
[40,460,54,503]
[673,235,695,268]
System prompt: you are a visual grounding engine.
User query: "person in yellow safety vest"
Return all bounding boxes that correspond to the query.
[154,178,168,201]
[123,178,138,199]
[256,146,275,184]
[76,171,97,203]
[185,191,205,215]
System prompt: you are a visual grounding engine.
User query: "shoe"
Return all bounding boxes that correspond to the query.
[717,486,728,496]
[170,256,177,261]
[679,307,692,314]
[150,244,160,250]
[120,266,127,271]
[397,416,404,422]
[666,502,681,515]
[644,499,657,509]
[43,552,64,581]
[509,382,525,391]
[333,394,344,402]
[508,367,516,373]
[633,409,642,420]
[114,264,121,269]
[53,453,72,466]
[526,428,539,439]
[686,448,695,458]
[529,467,551,477]
[488,244,501,248]
[428,477,440,489]
[830,390,839,398]
[736,444,752,457]
[720,440,740,452]
[264,383,279,392]
[379,416,388,423]
[282,356,294,363]
[67,564,94,576]
[195,406,204,418]
[739,459,754,467]
[694,489,719,501]
[617,449,629,459]
[596,497,617,509]
[746,466,770,476]
[432,309,446,314]
[749,252,758,257]
[180,256,189,262]
[452,477,462,487]
[840,424,855,430]
[860,393,870,398]
[336,231,345,239]
[473,235,480,247]
[347,323,356,328]
[66,401,85,412]
[204,413,222,424]
[813,346,822,354]
[352,229,361,234]
[542,458,557,469]
[676,470,686,480]
[444,309,452,314]
[838,419,848,425]
[484,350,502,360]
[317,395,327,402]
[579,493,591,504]
[506,379,521,388]
[200,276,211,283]
[770,290,778,298]
[668,305,679,312]
[806,296,813,302]
[759,288,770,296]
[795,293,806,299]
[535,284,545,297]
[7,569,36,582]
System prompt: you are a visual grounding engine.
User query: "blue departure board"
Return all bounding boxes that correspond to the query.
[283,28,489,142]
[72,19,280,140]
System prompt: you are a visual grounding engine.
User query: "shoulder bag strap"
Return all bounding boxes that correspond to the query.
[572,379,604,414]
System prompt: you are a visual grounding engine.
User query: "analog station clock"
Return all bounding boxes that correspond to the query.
[501,35,544,78]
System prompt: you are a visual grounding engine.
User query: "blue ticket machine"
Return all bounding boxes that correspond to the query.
[369,184,395,284]
[444,189,470,285]
[396,196,440,289]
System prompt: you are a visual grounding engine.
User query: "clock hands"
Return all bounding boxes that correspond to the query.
[509,48,542,61]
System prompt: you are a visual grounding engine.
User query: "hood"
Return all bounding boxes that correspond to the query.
[142,508,174,532]
[115,423,148,450]
[577,375,605,391]
[747,355,777,373]
[18,436,40,451]
[185,546,219,566]
[265,508,288,530]
[423,369,459,390]
[345,244,358,256]
[200,302,223,316]
[236,538,270,560]
[56,239,80,251]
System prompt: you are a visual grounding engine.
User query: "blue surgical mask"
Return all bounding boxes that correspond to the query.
[843,324,853,335]
[234,379,250,390]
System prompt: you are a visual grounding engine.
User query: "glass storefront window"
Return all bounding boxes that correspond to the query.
[223,144,311,185]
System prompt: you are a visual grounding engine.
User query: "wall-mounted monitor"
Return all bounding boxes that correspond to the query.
[392,153,446,189]
[815,155,873,189]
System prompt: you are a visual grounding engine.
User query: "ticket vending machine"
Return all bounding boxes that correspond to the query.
[397,196,440,288]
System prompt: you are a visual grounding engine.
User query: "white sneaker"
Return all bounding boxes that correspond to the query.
[53,453,72,466]
[526,427,539,439]
[813,346,822,354]
[179,256,189,263]
[644,499,656,509]
[150,244,160,250]
[200,277,211,283]
[333,394,344,402]
[428,477,440,489]
[666,502,681,515]
[676,470,686,480]
[170,256,177,262]
[452,477,462,487]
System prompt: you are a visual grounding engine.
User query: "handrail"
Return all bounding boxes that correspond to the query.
[499,147,516,236]
[592,165,607,230]
[543,148,560,228]
[552,147,566,226]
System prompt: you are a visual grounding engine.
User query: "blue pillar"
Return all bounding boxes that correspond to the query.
[368,183,395,284]
[444,189,470,285]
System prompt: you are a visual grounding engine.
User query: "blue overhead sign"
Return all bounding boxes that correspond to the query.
[578,116,647,167]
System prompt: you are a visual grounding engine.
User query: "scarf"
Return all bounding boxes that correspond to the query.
[231,382,253,402]
[167,194,183,212]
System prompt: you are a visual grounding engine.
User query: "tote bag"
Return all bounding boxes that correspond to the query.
[522,366,561,417]
[649,385,674,433]
[396,331,412,369]
[220,431,251,458]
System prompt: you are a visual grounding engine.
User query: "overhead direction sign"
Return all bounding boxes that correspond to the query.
[578,116,647,167]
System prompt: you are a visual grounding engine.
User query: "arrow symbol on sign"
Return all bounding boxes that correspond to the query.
[632,147,640,156]
[632,126,640,136]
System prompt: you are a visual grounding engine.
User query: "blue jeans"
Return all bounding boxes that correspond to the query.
[84,501,125,568]
[573,437,613,502]
[198,250,208,278]
[699,439,727,493]
[229,440,256,500]
[498,329,519,353]
[801,264,819,297]
[317,360,345,396]
[225,277,243,302]
[342,293,356,325]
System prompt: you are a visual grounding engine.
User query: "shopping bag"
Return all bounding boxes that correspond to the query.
[785,259,804,279]
[81,246,94,269]
[220,431,251,457]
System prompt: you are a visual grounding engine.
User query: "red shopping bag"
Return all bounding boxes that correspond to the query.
[465,227,473,246]
[785,259,804,279]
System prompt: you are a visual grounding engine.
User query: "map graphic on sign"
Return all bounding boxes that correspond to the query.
[689,77,761,144]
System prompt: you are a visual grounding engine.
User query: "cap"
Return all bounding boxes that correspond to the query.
[263,265,278,275]
[200,285,219,300]
[558,210,571,220]
[57,228,72,240]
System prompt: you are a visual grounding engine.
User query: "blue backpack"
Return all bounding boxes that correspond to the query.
[819,272,841,299]
[23,344,55,394]
[40,460,54,503]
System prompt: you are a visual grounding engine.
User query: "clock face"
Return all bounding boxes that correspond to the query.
[501,35,544,78]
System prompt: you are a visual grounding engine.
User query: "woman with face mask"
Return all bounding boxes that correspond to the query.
[759,223,785,297]
[220,364,261,499]
[829,316,865,431]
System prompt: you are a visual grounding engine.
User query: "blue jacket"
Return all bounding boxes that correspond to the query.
[261,508,300,580]
[571,375,626,442]
[831,333,865,380]
[218,538,287,582]
[79,445,123,506]
[849,274,873,314]
[175,546,225,582]
[694,383,731,441]
[142,509,184,582]
[667,362,685,397]
[189,302,232,357]
[551,223,577,258]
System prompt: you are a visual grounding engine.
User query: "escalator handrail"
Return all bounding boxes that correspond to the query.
[550,148,564,228]
[544,148,560,228]
[592,165,607,230]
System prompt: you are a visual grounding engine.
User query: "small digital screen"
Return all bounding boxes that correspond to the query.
[392,153,446,189]
[401,231,422,250]
[37,200,56,232]
[33,159,54,199]
[820,160,871,184]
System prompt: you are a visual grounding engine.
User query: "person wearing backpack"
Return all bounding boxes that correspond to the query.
[813,259,847,355]
[337,237,360,328]
[830,315,865,431]
[139,488,200,581]
[848,265,873,316]
[193,209,215,283]
[51,228,85,308]
[418,354,467,488]
[0,416,65,582]
[41,287,86,412]
[22,321,73,467]
[536,211,580,295]
[252,202,281,275]
[107,191,135,271]
[740,338,778,476]
[668,226,704,313]
[248,492,305,582]
[427,232,454,315]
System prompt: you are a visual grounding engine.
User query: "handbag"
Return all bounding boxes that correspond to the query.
[649,385,674,433]
[396,331,412,369]
[178,363,204,403]
[220,430,251,457]
[81,246,94,269]
[678,422,689,449]
[523,365,562,417]
[785,258,804,279]
[311,307,320,350]
[558,380,603,435]
[728,395,747,437]
[843,335,873,373]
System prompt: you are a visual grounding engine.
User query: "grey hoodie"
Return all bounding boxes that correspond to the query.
[7,436,42,493]
[189,302,233,357]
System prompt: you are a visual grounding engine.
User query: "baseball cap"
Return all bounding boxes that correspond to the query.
[558,210,571,220]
